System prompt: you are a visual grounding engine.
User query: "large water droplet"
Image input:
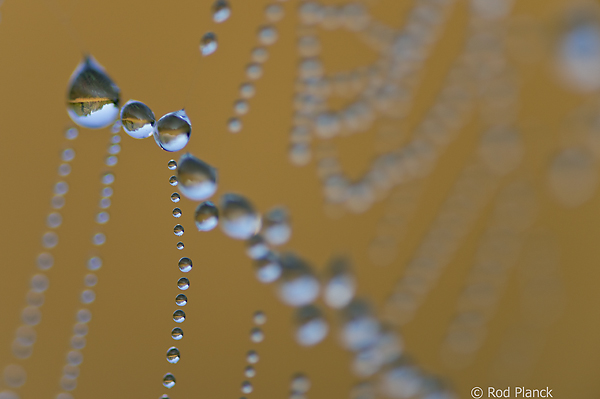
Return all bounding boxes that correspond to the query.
[220,193,261,240]
[212,0,231,23]
[66,56,120,129]
[154,110,191,152]
[340,300,381,351]
[166,347,180,364]
[178,257,193,272]
[295,305,328,346]
[200,32,218,56]
[323,257,355,309]
[177,154,218,201]
[163,373,176,388]
[262,207,291,246]
[277,253,319,307]
[195,201,219,231]
[120,100,155,139]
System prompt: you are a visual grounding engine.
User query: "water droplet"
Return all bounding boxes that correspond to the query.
[291,373,311,394]
[92,233,106,246]
[172,208,182,218]
[177,278,190,290]
[246,63,263,80]
[244,365,256,378]
[212,0,231,23]
[77,309,92,323]
[265,4,284,22]
[58,163,71,176]
[120,100,156,139]
[102,187,113,197]
[163,373,176,388]
[66,56,120,129]
[65,127,79,140]
[110,134,121,143]
[340,300,380,351]
[246,235,269,260]
[234,99,249,115]
[16,326,36,346]
[26,291,44,307]
[60,375,77,391]
[228,117,242,133]
[67,350,83,366]
[262,207,291,246]
[246,350,259,364]
[176,294,188,306]
[37,253,54,270]
[177,153,218,201]
[200,32,218,56]
[102,173,115,185]
[106,154,118,166]
[63,365,80,378]
[62,148,75,162]
[378,359,423,399]
[548,147,597,207]
[168,160,177,170]
[241,381,253,394]
[239,82,256,99]
[220,193,261,240]
[171,327,184,340]
[251,46,269,63]
[87,257,102,271]
[47,212,62,228]
[253,311,266,325]
[96,211,109,224]
[171,192,181,203]
[154,109,191,152]
[177,241,185,250]
[52,195,66,209]
[295,305,328,346]
[257,25,278,45]
[54,181,69,195]
[254,252,282,283]
[111,120,122,133]
[278,253,319,306]
[30,274,49,292]
[70,335,86,349]
[195,201,219,231]
[42,232,58,248]
[323,257,355,309]
[173,309,186,323]
[174,225,184,236]
[73,323,88,337]
[108,144,120,154]
[250,327,264,343]
[3,364,26,388]
[178,257,193,272]
[169,175,178,186]
[80,289,95,304]
[166,347,180,364]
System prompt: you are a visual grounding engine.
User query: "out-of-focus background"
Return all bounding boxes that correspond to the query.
[0,0,599,398]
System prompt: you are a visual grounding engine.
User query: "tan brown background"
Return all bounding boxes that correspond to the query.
[0,0,598,398]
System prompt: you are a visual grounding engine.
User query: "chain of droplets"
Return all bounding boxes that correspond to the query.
[239,311,266,397]
[0,127,79,398]
[53,122,122,399]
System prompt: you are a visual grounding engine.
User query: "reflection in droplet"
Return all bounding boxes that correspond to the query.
[169,176,178,186]
[120,100,155,139]
[295,305,328,346]
[177,242,184,250]
[323,257,355,309]
[262,207,291,246]
[171,192,181,203]
[168,159,177,170]
[154,110,191,152]
[166,347,180,364]
[66,56,120,129]
[212,0,231,23]
[246,235,269,260]
[172,208,182,218]
[163,373,176,388]
[245,365,256,378]
[174,225,184,236]
[250,327,264,343]
[178,257,193,272]
[241,381,253,394]
[220,193,261,240]
[177,278,190,290]
[246,350,259,364]
[195,201,219,231]
[177,153,218,201]
[173,310,186,323]
[254,252,282,283]
[171,327,184,340]
[200,32,218,56]
[176,294,187,306]
[278,253,319,307]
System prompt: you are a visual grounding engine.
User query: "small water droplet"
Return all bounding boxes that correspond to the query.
[171,192,181,203]
[241,381,253,394]
[120,100,156,139]
[67,350,83,366]
[323,257,355,309]
[278,253,320,306]
[265,4,284,22]
[177,153,218,201]
[253,311,266,325]
[92,233,106,246]
[66,56,120,129]
[96,211,109,224]
[173,309,186,323]
[87,257,102,271]
[257,25,278,45]
[106,154,119,166]
[3,364,26,388]
[250,327,264,343]
[234,99,249,115]
[37,253,54,270]
[58,163,71,176]
[171,327,184,340]
[154,110,191,152]
[172,208,182,218]
[177,241,185,250]
[295,305,328,346]
[251,46,269,63]
[220,193,261,240]
[166,347,180,364]
[84,274,97,287]
[195,201,219,231]
[239,82,256,99]
[212,0,231,23]
[77,309,92,323]
[174,225,184,236]
[246,235,269,260]
[169,176,178,186]
[246,63,263,80]
[30,274,49,292]
[176,294,188,306]
[200,32,218,56]
[80,289,95,304]
[228,117,242,133]
[244,365,256,378]
[65,127,79,140]
[177,278,190,290]
[62,148,75,162]
[262,207,291,246]
[163,373,176,389]
[340,300,380,351]
[42,232,58,249]
[47,212,62,228]
[168,160,177,170]
[254,252,282,283]
[246,350,259,364]
[291,373,311,394]
[102,173,115,185]
[178,257,193,272]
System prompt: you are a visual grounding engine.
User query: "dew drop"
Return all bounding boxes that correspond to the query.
[278,253,320,307]
[200,32,218,56]
[171,192,181,203]
[42,232,58,249]
[173,310,186,323]
[87,257,102,271]
[30,274,49,292]
[228,117,242,133]
[37,253,54,270]
[66,55,120,129]
[244,365,256,378]
[163,373,176,389]
[154,110,191,152]
[323,257,355,309]
[169,176,178,186]
[262,206,291,246]
[246,350,259,364]
[65,127,79,140]
[177,153,218,201]
[295,305,328,346]
[3,364,26,388]
[15,326,36,346]
[172,208,182,218]
[246,235,269,260]
[251,46,269,63]
[257,25,278,45]
[253,311,266,325]
[195,201,219,231]
[47,212,62,228]
[120,100,155,139]
[77,309,92,323]
[62,148,75,162]
[241,381,253,394]
[171,327,184,340]
[291,373,311,394]
[239,83,256,99]
[177,241,185,250]
[174,225,184,236]
[212,0,231,23]
[175,294,188,306]
[220,193,261,240]
[265,4,284,22]
[250,327,264,343]
[254,252,282,283]
[177,278,190,290]
[178,257,193,272]
[340,300,381,351]
[166,347,180,364]
[234,99,249,115]
[168,160,177,170]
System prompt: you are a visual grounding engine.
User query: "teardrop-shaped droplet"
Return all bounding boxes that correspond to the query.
[212,0,231,23]
[323,257,355,309]
[66,55,120,129]
[195,201,219,231]
[171,327,184,340]
[163,373,176,388]
[154,110,191,152]
[262,206,291,246]
[166,347,180,364]
[120,100,155,139]
[277,253,320,307]
[178,257,193,272]
[173,309,186,323]
[177,153,218,201]
[200,32,218,56]
[175,294,187,306]
[220,193,261,240]
[177,278,190,290]
[295,305,328,346]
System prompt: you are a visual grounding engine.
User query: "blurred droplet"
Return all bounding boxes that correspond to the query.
[262,207,291,246]
[220,193,261,240]
[212,0,231,23]
[295,305,328,346]
[323,257,355,309]
[278,253,319,307]
[200,32,218,56]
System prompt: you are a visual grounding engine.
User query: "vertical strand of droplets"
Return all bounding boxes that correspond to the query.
[53,122,122,399]
[0,126,79,399]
